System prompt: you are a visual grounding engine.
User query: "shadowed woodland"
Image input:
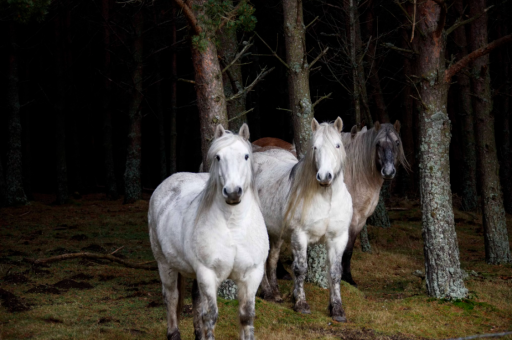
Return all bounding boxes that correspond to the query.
[1,0,512,339]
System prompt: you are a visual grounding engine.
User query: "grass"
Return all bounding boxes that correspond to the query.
[0,193,511,339]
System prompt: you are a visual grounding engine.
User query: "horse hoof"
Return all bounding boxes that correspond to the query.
[293,301,311,314]
[332,315,347,323]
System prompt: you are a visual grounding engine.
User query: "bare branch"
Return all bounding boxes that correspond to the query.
[177,78,195,84]
[25,253,157,270]
[226,67,275,102]
[312,92,332,108]
[309,47,329,69]
[445,33,512,83]
[222,41,254,74]
[410,0,416,42]
[254,32,289,69]
[381,42,418,55]
[228,108,254,122]
[276,107,292,112]
[445,5,494,36]
[173,0,201,35]
[305,16,319,30]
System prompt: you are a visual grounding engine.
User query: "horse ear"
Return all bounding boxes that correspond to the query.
[311,118,320,132]
[361,126,368,132]
[214,124,226,139]
[374,121,381,131]
[238,123,250,141]
[351,125,358,139]
[394,120,401,133]
[334,117,343,132]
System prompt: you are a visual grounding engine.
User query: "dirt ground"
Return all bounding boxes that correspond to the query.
[0,193,511,340]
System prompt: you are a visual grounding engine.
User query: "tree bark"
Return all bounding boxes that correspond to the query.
[453,0,478,212]
[124,10,144,204]
[102,0,118,200]
[468,0,511,264]
[415,0,467,299]
[0,156,7,207]
[169,3,178,175]
[283,0,313,158]
[6,22,27,206]
[54,13,69,205]
[190,0,228,171]
[218,16,247,132]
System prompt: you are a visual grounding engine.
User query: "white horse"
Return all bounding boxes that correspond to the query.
[252,117,353,322]
[148,124,269,340]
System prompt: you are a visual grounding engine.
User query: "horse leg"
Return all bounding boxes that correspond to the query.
[192,279,204,340]
[158,264,181,340]
[341,220,361,287]
[326,234,349,323]
[267,238,284,302]
[196,269,219,340]
[291,232,310,314]
[236,266,264,340]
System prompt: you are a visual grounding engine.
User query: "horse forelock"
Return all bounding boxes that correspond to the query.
[345,123,408,189]
[285,122,346,224]
[196,131,257,221]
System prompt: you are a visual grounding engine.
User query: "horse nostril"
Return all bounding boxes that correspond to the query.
[316,173,321,181]
[223,188,228,196]
[327,173,332,180]
[237,187,242,196]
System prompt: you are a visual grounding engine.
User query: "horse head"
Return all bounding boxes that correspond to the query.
[310,117,345,187]
[373,120,404,180]
[209,124,253,205]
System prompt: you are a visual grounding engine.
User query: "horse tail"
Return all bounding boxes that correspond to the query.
[177,273,185,321]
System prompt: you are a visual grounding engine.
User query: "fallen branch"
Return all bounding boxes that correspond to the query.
[24,252,157,271]
[444,331,512,340]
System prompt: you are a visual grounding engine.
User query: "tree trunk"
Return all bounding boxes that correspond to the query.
[169,3,178,175]
[6,22,27,206]
[124,11,144,204]
[0,156,7,207]
[367,184,391,228]
[415,0,467,299]
[191,1,228,171]
[218,17,247,132]
[102,0,118,200]
[468,0,511,264]
[54,14,69,205]
[453,0,478,212]
[283,0,313,158]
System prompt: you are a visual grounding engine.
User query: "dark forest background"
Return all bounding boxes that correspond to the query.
[2,0,509,202]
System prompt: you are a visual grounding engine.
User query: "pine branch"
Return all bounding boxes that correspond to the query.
[445,33,512,83]
[173,0,201,35]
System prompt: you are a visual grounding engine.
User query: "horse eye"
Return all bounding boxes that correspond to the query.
[336,144,340,149]
[245,154,249,160]
[396,140,400,146]
[216,155,220,161]
[313,146,317,150]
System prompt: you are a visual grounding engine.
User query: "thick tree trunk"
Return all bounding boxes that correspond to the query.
[415,1,467,299]
[102,0,118,200]
[191,1,228,171]
[453,0,478,212]
[218,18,247,132]
[54,15,69,205]
[468,0,511,264]
[124,11,144,204]
[283,0,313,158]
[169,3,178,175]
[0,156,7,207]
[6,22,27,206]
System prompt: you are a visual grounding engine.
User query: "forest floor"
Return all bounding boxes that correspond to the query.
[0,193,511,340]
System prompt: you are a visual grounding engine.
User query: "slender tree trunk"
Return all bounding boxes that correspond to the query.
[54,14,69,205]
[283,0,313,158]
[190,1,228,171]
[169,3,178,175]
[6,22,27,206]
[124,11,144,204]
[0,155,7,207]
[247,45,262,140]
[218,17,247,132]
[468,0,511,264]
[452,0,478,211]
[414,0,467,299]
[102,0,118,200]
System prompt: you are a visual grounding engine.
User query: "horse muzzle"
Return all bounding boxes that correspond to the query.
[316,172,333,187]
[381,167,396,180]
[223,187,242,205]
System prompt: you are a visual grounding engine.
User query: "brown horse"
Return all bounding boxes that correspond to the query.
[251,121,407,287]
